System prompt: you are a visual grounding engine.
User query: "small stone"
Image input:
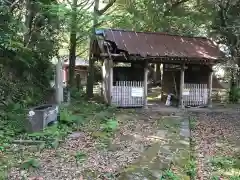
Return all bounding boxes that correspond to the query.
[68,132,85,139]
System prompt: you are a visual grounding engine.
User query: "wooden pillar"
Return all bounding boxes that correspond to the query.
[109,59,113,105]
[102,59,108,103]
[179,63,185,109]
[156,63,161,82]
[102,58,112,105]
[76,74,81,91]
[144,60,148,108]
[161,64,165,101]
[208,69,213,108]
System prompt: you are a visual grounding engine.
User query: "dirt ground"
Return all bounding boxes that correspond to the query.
[6,106,240,180]
[193,112,240,180]
[8,110,190,180]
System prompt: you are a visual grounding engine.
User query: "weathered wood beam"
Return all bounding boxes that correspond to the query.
[100,53,123,57]
[99,53,218,65]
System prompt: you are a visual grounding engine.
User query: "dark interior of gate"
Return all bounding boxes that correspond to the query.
[112,62,145,107]
[161,64,212,107]
[92,29,224,108]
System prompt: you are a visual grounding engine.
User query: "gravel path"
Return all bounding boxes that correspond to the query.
[193,112,240,180]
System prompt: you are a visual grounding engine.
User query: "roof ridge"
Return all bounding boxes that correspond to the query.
[105,28,210,40]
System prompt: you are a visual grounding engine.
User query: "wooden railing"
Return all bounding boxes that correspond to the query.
[183,83,208,106]
[112,81,144,107]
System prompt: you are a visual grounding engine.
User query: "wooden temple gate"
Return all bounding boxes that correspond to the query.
[162,64,212,107]
[101,59,148,108]
[93,29,223,108]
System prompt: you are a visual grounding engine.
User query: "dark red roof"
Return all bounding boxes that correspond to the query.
[100,29,224,60]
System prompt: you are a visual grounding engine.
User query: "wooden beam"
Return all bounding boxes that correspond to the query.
[100,53,125,57]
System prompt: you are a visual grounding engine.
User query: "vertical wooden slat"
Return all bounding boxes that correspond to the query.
[130,81,132,106]
[205,84,208,105]
[136,81,138,107]
[196,84,199,106]
[124,81,126,107]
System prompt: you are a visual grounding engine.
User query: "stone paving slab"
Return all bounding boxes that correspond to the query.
[117,114,191,180]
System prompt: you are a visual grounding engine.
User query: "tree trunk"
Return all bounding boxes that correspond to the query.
[24,0,35,47]
[237,57,240,87]
[68,0,78,88]
[86,0,116,99]
[86,0,99,98]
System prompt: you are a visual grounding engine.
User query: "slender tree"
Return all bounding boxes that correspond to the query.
[86,0,116,98]
[68,0,78,88]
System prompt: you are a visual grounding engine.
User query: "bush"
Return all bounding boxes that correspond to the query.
[229,86,240,103]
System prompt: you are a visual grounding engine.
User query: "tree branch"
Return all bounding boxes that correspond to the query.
[163,0,190,16]
[79,0,94,11]
[76,48,88,57]
[96,0,116,15]
[76,35,88,42]
[66,0,72,6]
[77,0,91,7]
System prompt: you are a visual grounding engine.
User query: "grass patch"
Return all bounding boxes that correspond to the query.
[188,116,197,180]
[184,159,197,178]
[161,169,180,180]
[158,117,181,134]
[20,158,40,170]
[209,156,240,179]
[1,96,117,178]
[210,156,237,170]
[75,151,87,165]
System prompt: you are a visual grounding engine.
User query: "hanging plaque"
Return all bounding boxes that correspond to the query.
[131,87,143,97]
[183,89,190,95]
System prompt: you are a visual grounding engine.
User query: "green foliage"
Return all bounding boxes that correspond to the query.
[101,118,118,132]
[20,158,40,170]
[230,176,240,180]
[189,116,197,130]
[0,1,60,146]
[60,108,83,124]
[210,156,237,170]
[212,175,240,180]
[211,176,220,180]
[111,0,214,36]
[70,87,85,100]
[75,151,87,164]
[184,160,196,178]
[161,170,180,180]
[0,102,27,144]
[27,124,71,144]
[229,86,240,103]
